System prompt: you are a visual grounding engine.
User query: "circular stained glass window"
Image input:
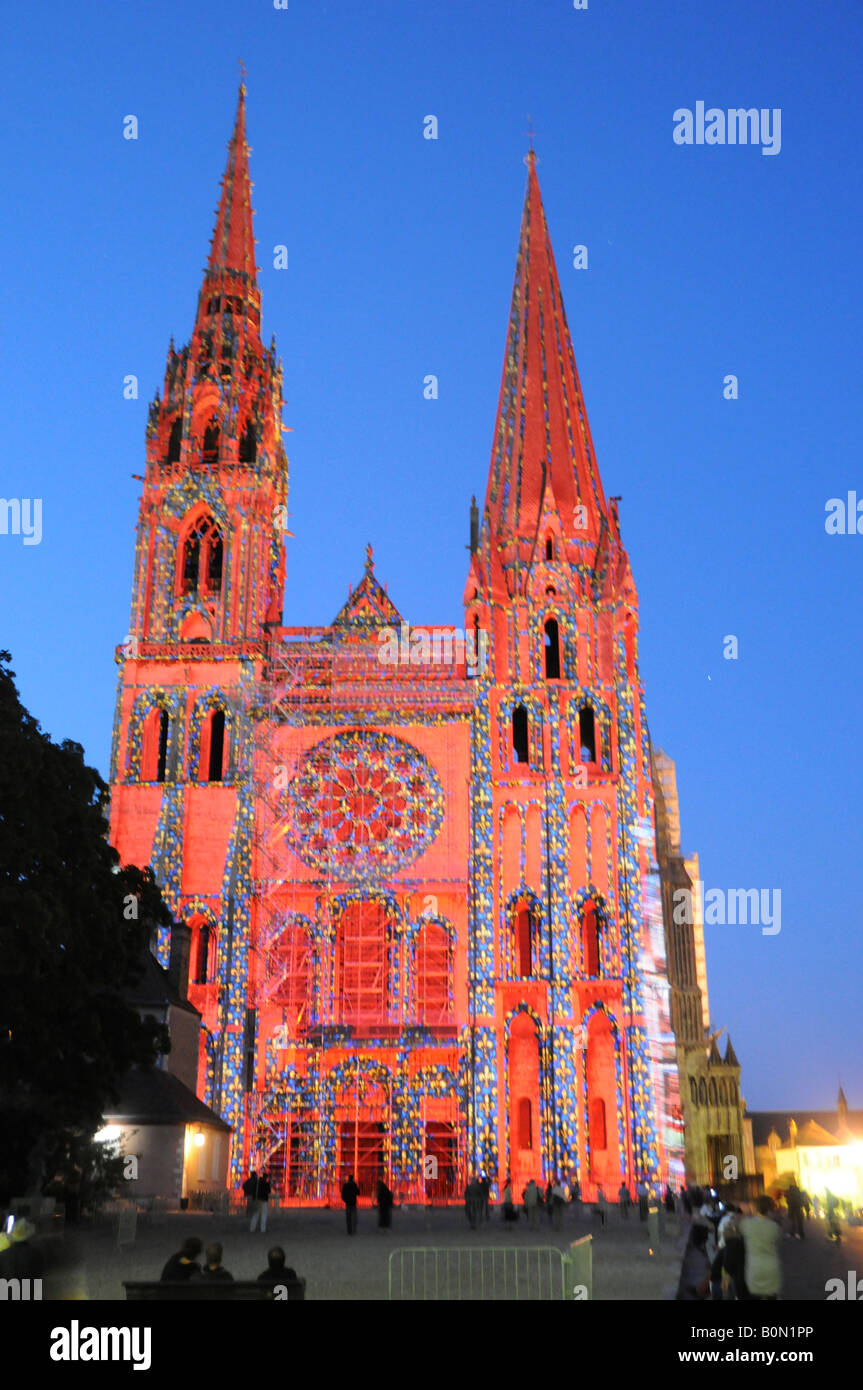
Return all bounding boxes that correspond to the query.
[282,730,444,878]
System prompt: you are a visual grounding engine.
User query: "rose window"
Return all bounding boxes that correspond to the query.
[282,731,443,877]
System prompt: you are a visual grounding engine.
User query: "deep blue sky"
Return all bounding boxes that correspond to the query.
[2,1,860,1110]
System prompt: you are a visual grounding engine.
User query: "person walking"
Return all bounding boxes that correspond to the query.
[376,1179,394,1230]
[502,1181,518,1222]
[545,1179,554,1223]
[618,1182,631,1218]
[825,1190,842,1243]
[637,1178,650,1221]
[741,1196,782,1299]
[664,1185,676,1213]
[596,1185,608,1229]
[480,1175,491,1222]
[465,1175,482,1228]
[523,1178,540,1226]
[250,1171,271,1233]
[676,1224,711,1300]
[785,1182,805,1240]
[242,1170,258,1221]
[342,1174,360,1234]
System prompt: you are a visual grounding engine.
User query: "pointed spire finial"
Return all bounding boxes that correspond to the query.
[238,58,247,94]
[365,542,374,573]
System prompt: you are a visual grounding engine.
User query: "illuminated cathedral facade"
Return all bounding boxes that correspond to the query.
[108,89,687,1201]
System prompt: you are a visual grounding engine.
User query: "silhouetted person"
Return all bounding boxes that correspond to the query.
[257,1246,297,1284]
[376,1179,394,1229]
[196,1241,233,1281]
[637,1179,650,1221]
[676,1224,711,1300]
[243,1170,258,1220]
[342,1175,360,1234]
[160,1236,203,1281]
[618,1182,631,1218]
[465,1176,482,1228]
[480,1175,490,1221]
[250,1171,271,1233]
[785,1183,805,1240]
[664,1185,676,1213]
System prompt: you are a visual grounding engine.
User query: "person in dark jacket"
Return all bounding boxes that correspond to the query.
[250,1171,271,1233]
[342,1175,360,1234]
[196,1242,233,1281]
[785,1183,805,1240]
[376,1179,394,1229]
[160,1236,203,1281]
[257,1246,297,1283]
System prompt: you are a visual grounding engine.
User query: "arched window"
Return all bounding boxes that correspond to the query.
[202,420,220,462]
[589,1097,607,1150]
[581,900,601,977]
[689,1077,698,1106]
[141,706,171,782]
[719,1079,728,1105]
[416,921,451,1024]
[514,906,538,978]
[518,1097,533,1150]
[708,1078,718,1105]
[167,417,182,463]
[545,534,554,561]
[579,706,597,763]
[544,618,561,679]
[179,515,223,597]
[729,1080,738,1104]
[338,901,388,1027]
[698,1078,707,1106]
[239,418,257,463]
[512,704,530,765]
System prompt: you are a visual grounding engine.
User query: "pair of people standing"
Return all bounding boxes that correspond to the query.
[243,1170,271,1233]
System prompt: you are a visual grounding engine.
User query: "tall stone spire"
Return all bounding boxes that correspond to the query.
[483,152,611,563]
[195,84,261,342]
[208,84,257,281]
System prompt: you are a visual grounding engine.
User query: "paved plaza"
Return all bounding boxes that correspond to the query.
[32,1202,860,1301]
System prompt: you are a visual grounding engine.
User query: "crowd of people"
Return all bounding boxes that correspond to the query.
[676,1182,848,1301]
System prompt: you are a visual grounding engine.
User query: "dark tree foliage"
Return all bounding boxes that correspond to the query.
[0,651,173,1201]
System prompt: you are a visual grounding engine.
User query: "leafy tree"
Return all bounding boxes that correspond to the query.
[0,651,173,1202]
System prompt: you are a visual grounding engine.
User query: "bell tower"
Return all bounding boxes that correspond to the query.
[109,88,288,1170]
[129,85,287,649]
[464,152,670,1195]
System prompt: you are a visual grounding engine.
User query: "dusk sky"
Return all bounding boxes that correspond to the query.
[2,1,860,1110]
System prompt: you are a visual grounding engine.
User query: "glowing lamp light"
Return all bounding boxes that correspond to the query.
[194,1129,206,1148]
[94,1125,121,1144]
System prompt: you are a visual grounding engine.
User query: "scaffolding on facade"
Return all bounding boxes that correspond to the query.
[246,613,470,1203]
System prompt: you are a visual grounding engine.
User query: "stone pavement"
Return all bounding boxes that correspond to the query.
[39,1201,686,1301]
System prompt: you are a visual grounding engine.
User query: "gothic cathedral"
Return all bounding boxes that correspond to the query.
[109,88,691,1200]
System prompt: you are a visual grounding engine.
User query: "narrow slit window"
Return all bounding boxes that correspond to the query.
[167,418,182,463]
[208,710,226,782]
[545,535,554,561]
[579,706,596,763]
[544,619,561,679]
[512,704,530,765]
[518,1097,533,1150]
[156,710,170,784]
